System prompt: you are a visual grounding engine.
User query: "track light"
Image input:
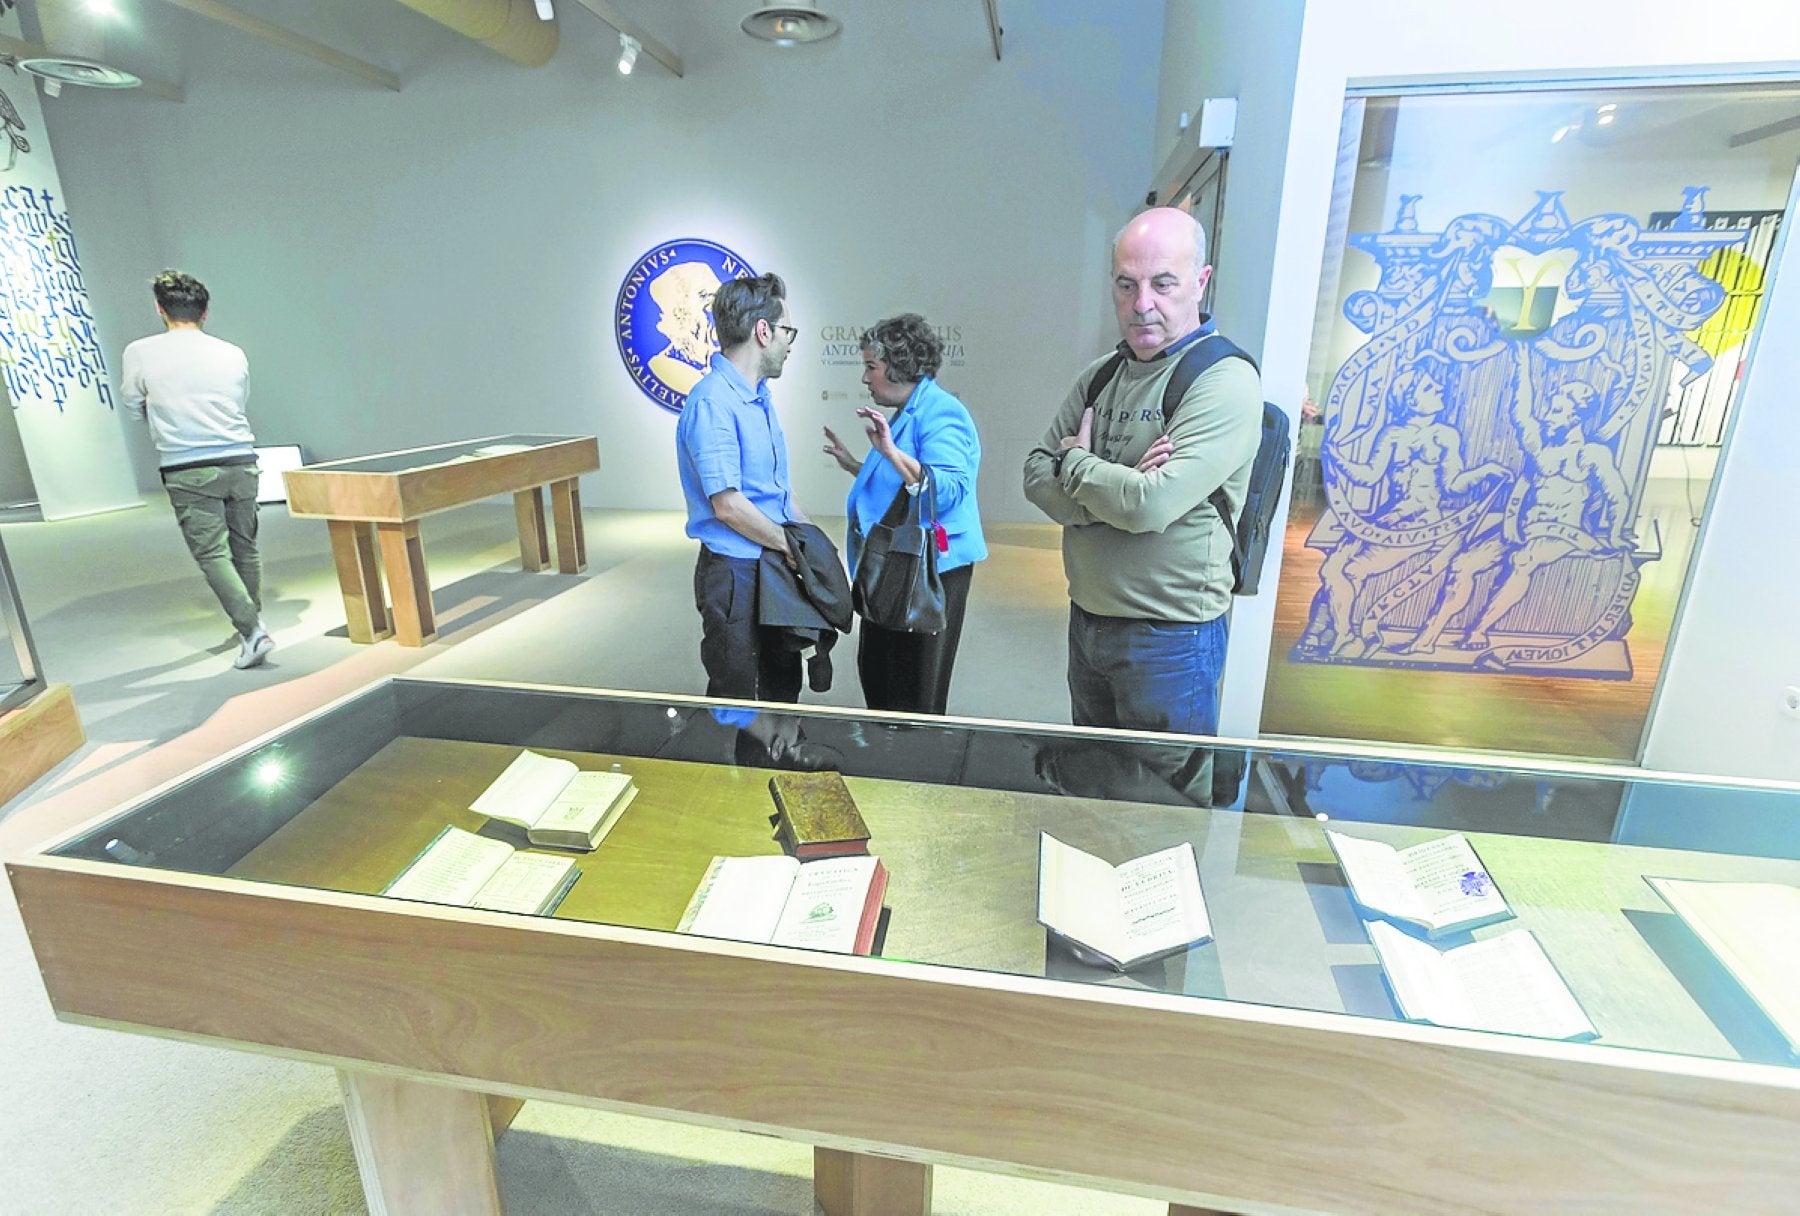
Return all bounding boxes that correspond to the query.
[533,0,554,19]
[617,33,640,76]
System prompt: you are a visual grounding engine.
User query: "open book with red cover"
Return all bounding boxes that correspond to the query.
[677,854,887,956]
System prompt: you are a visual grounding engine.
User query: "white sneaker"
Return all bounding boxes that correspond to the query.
[234,627,276,669]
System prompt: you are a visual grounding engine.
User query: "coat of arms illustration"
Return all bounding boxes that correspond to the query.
[1295,190,1742,678]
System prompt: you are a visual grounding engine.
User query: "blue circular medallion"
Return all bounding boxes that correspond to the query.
[614,239,757,414]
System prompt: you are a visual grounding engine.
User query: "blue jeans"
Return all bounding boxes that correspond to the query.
[1067,604,1228,737]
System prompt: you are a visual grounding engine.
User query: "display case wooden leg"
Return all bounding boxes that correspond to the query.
[339,1071,502,1216]
[376,521,436,646]
[327,520,392,644]
[513,488,549,573]
[486,1094,524,1139]
[550,476,587,574]
[815,1147,932,1216]
[0,683,83,806]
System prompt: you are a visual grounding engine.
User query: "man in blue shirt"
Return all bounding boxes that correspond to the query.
[675,272,806,702]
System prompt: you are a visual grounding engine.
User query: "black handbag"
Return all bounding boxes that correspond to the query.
[852,475,946,633]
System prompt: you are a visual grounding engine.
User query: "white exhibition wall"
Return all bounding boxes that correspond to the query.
[38,0,1165,527]
[0,7,139,520]
[1200,0,1800,777]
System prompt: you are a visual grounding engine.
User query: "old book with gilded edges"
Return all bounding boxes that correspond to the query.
[768,771,871,859]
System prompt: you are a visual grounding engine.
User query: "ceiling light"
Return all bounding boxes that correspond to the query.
[84,0,120,18]
[617,33,640,75]
[741,4,841,46]
[533,0,554,20]
[18,57,142,92]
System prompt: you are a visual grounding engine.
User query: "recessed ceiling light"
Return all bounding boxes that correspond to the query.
[741,5,841,46]
[18,57,142,90]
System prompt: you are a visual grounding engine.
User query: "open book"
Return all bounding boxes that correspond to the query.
[470,749,637,851]
[1647,876,1800,1056]
[1367,919,1596,1041]
[1326,829,1513,938]
[677,855,887,955]
[384,825,580,916]
[1036,833,1211,971]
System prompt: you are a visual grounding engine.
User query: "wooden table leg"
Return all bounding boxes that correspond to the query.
[486,1094,524,1140]
[815,1147,932,1216]
[514,488,549,573]
[340,1070,502,1216]
[549,476,587,574]
[0,683,84,806]
[376,520,437,646]
[327,520,392,644]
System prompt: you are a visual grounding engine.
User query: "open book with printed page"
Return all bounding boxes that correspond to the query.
[1367,919,1596,1042]
[1326,829,1514,939]
[384,825,580,916]
[1646,876,1800,1057]
[1036,832,1211,972]
[469,748,637,852]
[677,854,887,956]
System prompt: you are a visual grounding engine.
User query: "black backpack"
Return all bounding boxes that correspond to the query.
[1081,334,1290,595]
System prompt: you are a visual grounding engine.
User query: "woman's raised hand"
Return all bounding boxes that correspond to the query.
[856,407,896,456]
[822,425,860,474]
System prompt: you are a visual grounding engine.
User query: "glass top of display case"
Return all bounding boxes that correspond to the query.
[297,435,584,475]
[48,677,1800,1070]
[0,531,44,715]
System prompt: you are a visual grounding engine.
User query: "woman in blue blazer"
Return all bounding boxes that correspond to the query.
[823,313,986,714]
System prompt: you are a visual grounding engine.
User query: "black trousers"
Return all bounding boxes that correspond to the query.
[694,548,801,703]
[856,563,974,715]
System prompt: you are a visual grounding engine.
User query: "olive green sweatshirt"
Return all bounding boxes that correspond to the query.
[1022,347,1262,623]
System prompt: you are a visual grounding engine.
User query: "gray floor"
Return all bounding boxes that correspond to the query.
[0,497,1160,1215]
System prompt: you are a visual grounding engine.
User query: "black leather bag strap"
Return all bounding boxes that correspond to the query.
[876,469,935,530]
[875,480,916,528]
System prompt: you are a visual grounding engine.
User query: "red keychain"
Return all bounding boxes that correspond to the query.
[933,522,949,553]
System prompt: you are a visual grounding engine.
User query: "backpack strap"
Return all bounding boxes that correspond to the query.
[1159,332,1258,428]
[1156,333,1260,587]
[1081,352,1128,412]
[1085,334,1259,579]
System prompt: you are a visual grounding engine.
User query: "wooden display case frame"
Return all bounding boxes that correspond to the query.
[284,435,599,646]
[9,685,1800,1216]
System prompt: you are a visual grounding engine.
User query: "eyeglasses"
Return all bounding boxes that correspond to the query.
[772,323,798,344]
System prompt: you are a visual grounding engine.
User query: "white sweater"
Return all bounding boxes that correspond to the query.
[120,328,254,469]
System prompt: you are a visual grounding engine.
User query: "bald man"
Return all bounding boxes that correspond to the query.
[1023,208,1262,738]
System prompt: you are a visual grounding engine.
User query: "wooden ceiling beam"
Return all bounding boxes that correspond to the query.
[567,0,682,78]
[156,0,401,92]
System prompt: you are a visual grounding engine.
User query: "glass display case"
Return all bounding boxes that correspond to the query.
[282,434,598,646]
[0,529,43,715]
[11,677,1799,1215]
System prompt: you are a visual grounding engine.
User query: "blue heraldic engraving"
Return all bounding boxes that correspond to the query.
[1295,190,1742,678]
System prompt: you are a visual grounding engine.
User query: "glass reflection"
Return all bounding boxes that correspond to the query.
[47,677,1800,1066]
